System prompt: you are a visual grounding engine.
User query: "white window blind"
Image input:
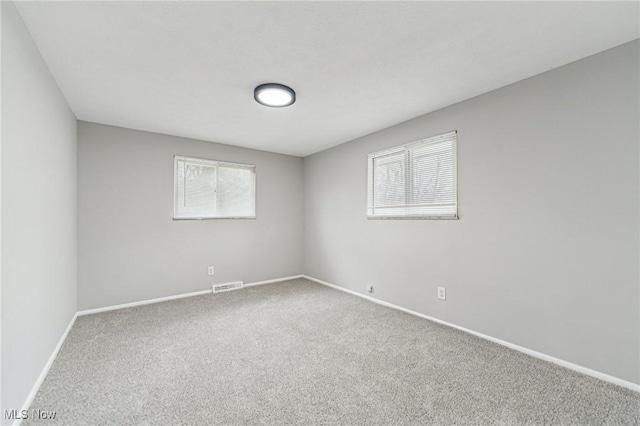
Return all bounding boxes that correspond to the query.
[367,131,457,219]
[174,156,256,219]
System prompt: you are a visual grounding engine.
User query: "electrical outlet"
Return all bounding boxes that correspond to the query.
[437,286,446,300]
[207,266,215,276]
[366,285,374,293]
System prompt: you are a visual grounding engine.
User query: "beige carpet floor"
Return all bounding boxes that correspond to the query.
[25,278,640,425]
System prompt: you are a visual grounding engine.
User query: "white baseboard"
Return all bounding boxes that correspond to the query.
[77,275,304,316]
[244,275,303,288]
[302,275,640,393]
[15,312,78,426]
[77,289,212,316]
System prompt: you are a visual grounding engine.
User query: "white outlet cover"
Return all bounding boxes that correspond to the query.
[207,266,214,276]
[437,287,446,300]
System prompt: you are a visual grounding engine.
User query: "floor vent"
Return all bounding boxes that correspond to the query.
[212,281,244,293]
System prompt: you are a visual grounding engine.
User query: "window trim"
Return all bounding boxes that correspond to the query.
[366,131,458,220]
[173,155,257,220]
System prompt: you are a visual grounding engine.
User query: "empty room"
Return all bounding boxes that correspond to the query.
[1,1,639,424]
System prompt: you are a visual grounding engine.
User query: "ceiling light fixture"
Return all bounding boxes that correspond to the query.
[254,83,296,108]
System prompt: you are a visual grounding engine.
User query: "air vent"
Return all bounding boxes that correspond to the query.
[212,281,244,293]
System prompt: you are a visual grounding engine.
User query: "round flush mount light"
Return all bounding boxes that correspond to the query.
[254,83,296,108]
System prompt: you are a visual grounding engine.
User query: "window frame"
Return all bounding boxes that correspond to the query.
[366,131,458,220]
[173,155,257,220]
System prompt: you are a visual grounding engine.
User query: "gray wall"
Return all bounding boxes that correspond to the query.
[78,122,304,310]
[304,41,640,384]
[1,1,78,416]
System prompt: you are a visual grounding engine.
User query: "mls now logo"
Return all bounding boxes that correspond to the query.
[4,409,57,420]
[4,410,28,420]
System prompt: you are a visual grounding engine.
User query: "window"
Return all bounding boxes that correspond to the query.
[367,131,457,219]
[174,156,256,219]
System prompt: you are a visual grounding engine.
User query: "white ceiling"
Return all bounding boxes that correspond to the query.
[15,1,640,157]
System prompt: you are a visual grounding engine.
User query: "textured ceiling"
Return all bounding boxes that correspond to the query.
[15,1,640,157]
